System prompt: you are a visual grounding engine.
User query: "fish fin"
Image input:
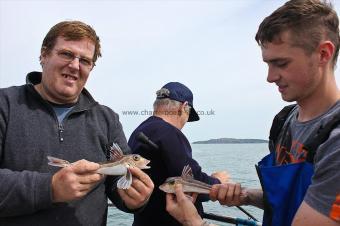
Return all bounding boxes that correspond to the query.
[47,156,70,167]
[181,164,194,179]
[109,143,124,161]
[117,169,132,189]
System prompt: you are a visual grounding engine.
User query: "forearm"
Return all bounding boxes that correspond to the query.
[0,169,53,217]
[243,188,264,209]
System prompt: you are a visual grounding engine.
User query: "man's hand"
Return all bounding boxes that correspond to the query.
[210,183,247,206]
[51,159,103,203]
[117,167,154,210]
[211,170,230,184]
[210,184,264,209]
[166,184,203,226]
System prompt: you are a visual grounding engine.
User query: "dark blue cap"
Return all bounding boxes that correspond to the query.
[156,82,199,122]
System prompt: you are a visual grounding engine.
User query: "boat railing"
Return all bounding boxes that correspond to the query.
[108,203,262,226]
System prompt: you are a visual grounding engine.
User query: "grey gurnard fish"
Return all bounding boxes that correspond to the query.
[47,143,150,189]
[159,165,212,194]
[160,165,244,195]
[160,165,259,224]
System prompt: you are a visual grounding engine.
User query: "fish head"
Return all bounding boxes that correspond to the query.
[159,177,182,193]
[127,154,151,169]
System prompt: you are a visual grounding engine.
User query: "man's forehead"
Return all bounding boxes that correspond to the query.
[261,33,297,61]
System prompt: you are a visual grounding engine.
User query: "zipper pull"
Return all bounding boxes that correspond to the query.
[58,124,64,142]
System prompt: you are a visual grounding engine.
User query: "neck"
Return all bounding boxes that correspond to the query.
[34,84,78,104]
[154,114,183,130]
[297,69,340,121]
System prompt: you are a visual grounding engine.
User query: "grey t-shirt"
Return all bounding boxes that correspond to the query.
[275,100,340,221]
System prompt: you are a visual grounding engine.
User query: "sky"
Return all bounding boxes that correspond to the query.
[1,0,340,142]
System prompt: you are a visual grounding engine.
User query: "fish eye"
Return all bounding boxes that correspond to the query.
[133,155,140,161]
[168,179,176,185]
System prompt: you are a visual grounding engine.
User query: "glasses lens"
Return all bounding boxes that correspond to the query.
[56,50,93,69]
[58,50,74,61]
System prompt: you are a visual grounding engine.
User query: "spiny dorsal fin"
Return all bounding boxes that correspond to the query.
[181,164,194,179]
[109,143,124,161]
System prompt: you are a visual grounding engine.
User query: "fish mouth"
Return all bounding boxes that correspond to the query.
[142,160,151,169]
[158,184,166,192]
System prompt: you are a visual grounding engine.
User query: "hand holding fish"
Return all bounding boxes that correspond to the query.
[47,143,150,190]
[165,184,203,226]
[51,159,104,203]
[210,183,248,207]
[117,167,154,210]
[166,184,217,226]
[161,165,257,223]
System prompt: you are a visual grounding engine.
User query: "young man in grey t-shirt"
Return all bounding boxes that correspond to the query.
[165,1,340,226]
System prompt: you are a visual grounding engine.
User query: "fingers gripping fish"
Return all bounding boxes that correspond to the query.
[47,143,150,190]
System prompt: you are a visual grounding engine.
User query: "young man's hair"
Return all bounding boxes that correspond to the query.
[41,20,101,63]
[255,0,340,67]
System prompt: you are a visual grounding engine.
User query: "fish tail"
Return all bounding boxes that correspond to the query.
[47,156,71,167]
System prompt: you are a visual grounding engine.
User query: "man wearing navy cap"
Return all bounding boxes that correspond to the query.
[128,82,229,226]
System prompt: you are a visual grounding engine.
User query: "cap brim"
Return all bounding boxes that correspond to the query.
[188,107,199,122]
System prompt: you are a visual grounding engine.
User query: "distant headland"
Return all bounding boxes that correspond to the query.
[193,138,268,144]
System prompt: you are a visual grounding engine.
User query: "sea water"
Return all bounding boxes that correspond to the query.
[108,143,268,225]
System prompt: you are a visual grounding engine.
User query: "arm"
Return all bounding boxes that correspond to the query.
[161,130,220,185]
[210,183,264,209]
[0,169,53,217]
[0,94,53,217]
[293,130,340,225]
[104,110,154,211]
[160,130,222,202]
[292,201,339,226]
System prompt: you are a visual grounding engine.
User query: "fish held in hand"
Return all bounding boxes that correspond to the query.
[47,143,150,190]
[160,165,247,198]
[159,165,212,194]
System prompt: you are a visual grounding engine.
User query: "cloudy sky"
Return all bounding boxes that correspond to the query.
[1,0,340,142]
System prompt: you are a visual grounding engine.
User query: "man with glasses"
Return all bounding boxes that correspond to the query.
[128,82,229,226]
[0,20,154,225]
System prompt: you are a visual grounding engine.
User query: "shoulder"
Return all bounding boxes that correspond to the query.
[91,104,121,123]
[316,125,340,161]
[139,117,189,144]
[0,85,23,98]
[0,85,26,109]
[142,116,182,133]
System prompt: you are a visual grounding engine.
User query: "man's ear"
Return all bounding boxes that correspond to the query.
[318,41,335,66]
[40,46,48,66]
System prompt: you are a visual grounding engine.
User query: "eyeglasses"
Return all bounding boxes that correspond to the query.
[55,49,95,70]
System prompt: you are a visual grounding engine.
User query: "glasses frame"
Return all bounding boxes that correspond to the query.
[54,49,95,70]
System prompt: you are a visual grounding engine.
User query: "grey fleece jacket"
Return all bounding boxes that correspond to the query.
[0,71,131,226]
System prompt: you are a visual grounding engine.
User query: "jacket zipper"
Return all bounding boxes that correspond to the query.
[58,123,64,142]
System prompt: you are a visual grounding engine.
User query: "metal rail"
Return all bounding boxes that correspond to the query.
[108,203,262,225]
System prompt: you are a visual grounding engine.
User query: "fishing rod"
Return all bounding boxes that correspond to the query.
[203,212,262,226]
[236,206,258,222]
[138,132,259,222]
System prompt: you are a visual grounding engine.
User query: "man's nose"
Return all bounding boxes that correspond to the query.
[68,57,80,70]
[267,66,280,83]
